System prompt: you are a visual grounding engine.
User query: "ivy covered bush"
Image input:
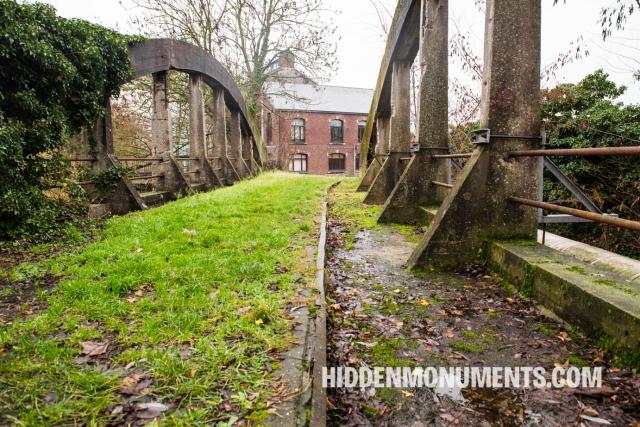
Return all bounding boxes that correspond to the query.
[542,71,640,259]
[0,0,139,240]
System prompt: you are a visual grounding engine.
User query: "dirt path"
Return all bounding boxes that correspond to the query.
[325,191,640,426]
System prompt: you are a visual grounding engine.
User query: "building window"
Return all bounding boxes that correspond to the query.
[330,119,343,144]
[266,112,273,145]
[292,118,305,143]
[355,154,360,171]
[289,153,308,173]
[328,153,346,173]
[357,120,366,143]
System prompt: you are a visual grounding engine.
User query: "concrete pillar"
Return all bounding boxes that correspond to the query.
[364,61,412,204]
[388,61,412,152]
[210,86,228,183]
[378,0,450,224]
[226,111,245,180]
[356,117,390,191]
[408,0,542,269]
[243,135,254,176]
[189,73,206,184]
[151,71,175,190]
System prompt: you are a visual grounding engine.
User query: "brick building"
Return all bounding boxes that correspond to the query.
[261,56,373,176]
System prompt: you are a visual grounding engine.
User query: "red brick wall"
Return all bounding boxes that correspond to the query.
[266,110,367,176]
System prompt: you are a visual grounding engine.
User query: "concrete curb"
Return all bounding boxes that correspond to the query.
[310,199,328,427]
[268,187,331,426]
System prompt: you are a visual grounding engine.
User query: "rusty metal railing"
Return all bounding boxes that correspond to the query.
[508,145,640,231]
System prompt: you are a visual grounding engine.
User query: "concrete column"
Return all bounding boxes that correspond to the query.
[210,86,228,183]
[151,71,174,189]
[375,117,391,156]
[364,61,412,204]
[228,111,247,179]
[388,61,412,152]
[189,73,206,184]
[356,116,391,192]
[243,135,254,176]
[408,0,542,269]
[378,0,450,224]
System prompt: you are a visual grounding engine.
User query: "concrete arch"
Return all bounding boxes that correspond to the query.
[127,39,254,139]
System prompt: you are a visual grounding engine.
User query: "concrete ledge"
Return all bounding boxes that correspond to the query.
[488,241,640,353]
[269,190,331,427]
[417,205,439,225]
[140,191,174,206]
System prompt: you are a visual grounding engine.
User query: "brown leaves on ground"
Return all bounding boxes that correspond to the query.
[80,340,110,357]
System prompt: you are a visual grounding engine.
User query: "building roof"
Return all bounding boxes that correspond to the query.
[267,82,374,115]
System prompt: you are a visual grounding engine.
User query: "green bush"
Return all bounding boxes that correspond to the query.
[0,0,139,240]
[542,71,640,259]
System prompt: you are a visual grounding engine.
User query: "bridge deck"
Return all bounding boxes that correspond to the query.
[326,180,640,425]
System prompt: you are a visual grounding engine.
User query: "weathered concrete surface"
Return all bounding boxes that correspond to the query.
[358,0,421,172]
[209,87,231,184]
[378,0,450,223]
[151,71,172,190]
[539,231,640,283]
[356,158,383,193]
[408,0,542,269]
[188,73,217,189]
[229,112,249,178]
[489,240,640,353]
[327,182,640,425]
[356,117,390,192]
[269,199,331,427]
[364,61,412,205]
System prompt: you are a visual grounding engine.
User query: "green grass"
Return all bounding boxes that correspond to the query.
[0,172,337,426]
[328,179,425,247]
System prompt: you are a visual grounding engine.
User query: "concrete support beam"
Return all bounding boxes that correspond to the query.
[364,61,412,204]
[210,86,230,184]
[86,99,147,214]
[188,73,217,189]
[243,136,255,176]
[356,117,390,192]
[408,0,542,270]
[223,110,242,182]
[151,71,183,192]
[378,0,449,224]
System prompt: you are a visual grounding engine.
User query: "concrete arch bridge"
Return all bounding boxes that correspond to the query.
[67,39,266,215]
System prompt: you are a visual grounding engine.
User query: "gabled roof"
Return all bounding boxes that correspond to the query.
[267,81,374,115]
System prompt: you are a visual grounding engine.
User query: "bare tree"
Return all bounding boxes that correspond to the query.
[125,0,229,53]
[126,0,338,115]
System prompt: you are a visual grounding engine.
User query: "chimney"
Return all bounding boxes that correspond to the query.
[277,51,295,69]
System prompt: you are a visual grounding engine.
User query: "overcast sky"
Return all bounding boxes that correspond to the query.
[38,0,640,104]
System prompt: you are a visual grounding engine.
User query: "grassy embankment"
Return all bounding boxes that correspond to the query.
[0,172,337,425]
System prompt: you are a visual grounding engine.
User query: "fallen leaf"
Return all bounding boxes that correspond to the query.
[80,340,110,357]
[579,414,611,425]
[401,390,415,398]
[119,374,151,395]
[443,330,455,339]
[419,299,430,306]
[255,319,264,325]
[557,331,571,342]
[135,402,168,419]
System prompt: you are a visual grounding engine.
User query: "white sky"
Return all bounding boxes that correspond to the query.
[38,0,640,104]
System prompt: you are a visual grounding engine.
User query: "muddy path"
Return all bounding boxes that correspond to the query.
[325,187,639,426]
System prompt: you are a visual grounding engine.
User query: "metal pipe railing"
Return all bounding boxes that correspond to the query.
[509,146,640,158]
[66,157,97,162]
[130,174,164,181]
[432,181,453,189]
[432,153,473,159]
[117,157,162,162]
[509,196,640,232]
